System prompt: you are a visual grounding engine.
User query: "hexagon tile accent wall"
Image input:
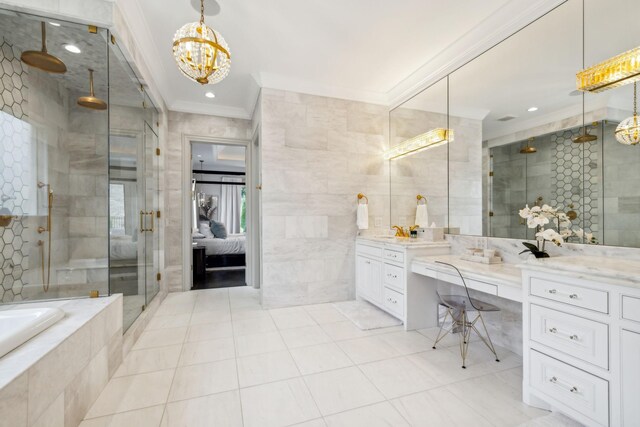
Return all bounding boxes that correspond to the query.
[0,37,30,303]
[551,127,598,237]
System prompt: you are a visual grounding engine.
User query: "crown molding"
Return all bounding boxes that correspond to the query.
[387,0,566,110]
[169,100,252,120]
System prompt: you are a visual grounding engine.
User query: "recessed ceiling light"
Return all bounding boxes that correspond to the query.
[197,154,202,157]
[205,91,215,99]
[64,44,81,54]
[49,22,61,27]
[527,107,538,112]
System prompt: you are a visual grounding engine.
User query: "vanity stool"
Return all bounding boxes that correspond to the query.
[431,261,500,369]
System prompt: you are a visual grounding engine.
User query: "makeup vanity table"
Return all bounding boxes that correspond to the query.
[409,254,640,427]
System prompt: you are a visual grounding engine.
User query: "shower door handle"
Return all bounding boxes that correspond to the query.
[140,211,155,232]
[140,210,145,233]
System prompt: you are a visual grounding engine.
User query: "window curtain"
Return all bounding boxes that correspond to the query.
[220,177,243,234]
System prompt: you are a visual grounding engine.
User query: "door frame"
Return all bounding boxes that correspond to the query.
[181,134,254,292]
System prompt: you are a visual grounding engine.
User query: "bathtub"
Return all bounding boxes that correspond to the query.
[0,307,65,358]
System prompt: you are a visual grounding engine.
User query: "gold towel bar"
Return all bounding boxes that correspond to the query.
[357,193,369,204]
[417,194,427,205]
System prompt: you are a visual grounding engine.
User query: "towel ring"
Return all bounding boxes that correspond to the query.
[357,193,369,205]
[417,194,427,205]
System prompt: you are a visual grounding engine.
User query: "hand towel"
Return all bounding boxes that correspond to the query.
[357,204,369,230]
[415,204,429,228]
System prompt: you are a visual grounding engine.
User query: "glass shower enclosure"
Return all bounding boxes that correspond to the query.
[0,9,160,331]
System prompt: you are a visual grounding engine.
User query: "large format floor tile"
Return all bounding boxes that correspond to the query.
[303,367,385,415]
[84,287,558,427]
[161,390,243,427]
[240,378,321,427]
[237,350,300,387]
[85,370,174,418]
[168,359,238,401]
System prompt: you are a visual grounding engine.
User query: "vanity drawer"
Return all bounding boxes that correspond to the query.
[383,248,404,263]
[622,295,640,324]
[383,263,404,290]
[530,304,609,369]
[530,278,608,314]
[530,350,609,426]
[357,243,383,259]
[383,286,404,319]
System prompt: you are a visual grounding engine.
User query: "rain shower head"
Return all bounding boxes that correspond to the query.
[20,22,67,74]
[77,69,107,110]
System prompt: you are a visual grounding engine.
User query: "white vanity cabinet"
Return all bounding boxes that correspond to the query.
[355,238,450,330]
[521,264,640,427]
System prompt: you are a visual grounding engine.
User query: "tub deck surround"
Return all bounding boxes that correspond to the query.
[0,295,123,427]
[520,257,640,427]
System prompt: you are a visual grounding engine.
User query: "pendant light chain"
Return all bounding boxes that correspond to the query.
[634,82,637,117]
[200,0,205,24]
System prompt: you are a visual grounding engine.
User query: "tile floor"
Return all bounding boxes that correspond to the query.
[80,287,572,427]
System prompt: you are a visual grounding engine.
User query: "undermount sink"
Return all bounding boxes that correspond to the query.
[373,235,396,239]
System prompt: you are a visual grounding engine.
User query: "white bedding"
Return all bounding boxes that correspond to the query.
[110,235,138,261]
[196,234,246,256]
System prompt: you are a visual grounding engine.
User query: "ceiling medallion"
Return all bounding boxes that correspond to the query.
[615,82,640,145]
[172,0,231,85]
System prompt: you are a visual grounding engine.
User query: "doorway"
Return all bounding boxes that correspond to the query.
[189,140,250,290]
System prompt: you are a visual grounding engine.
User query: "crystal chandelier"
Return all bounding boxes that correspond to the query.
[615,82,640,145]
[172,0,231,85]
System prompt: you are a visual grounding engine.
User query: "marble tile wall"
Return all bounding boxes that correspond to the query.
[165,111,251,292]
[258,88,389,308]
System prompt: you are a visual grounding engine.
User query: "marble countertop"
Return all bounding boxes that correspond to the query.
[519,256,640,286]
[357,235,450,249]
[412,254,522,289]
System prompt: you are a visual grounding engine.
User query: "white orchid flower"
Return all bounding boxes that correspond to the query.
[536,229,563,246]
[518,205,531,219]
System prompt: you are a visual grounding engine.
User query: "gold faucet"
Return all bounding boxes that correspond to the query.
[392,225,409,238]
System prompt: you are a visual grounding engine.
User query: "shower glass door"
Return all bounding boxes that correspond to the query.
[143,119,159,304]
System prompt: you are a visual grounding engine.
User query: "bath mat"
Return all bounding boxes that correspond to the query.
[517,413,584,427]
[332,300,402,330]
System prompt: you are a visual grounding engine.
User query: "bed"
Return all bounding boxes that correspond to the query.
[109,235,139,295]
[195,234,246,268]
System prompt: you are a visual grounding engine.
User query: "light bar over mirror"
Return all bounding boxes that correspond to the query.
[383,128,454,160]
[577,45,640,92]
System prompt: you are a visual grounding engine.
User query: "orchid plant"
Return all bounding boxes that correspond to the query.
[518,203,596,258]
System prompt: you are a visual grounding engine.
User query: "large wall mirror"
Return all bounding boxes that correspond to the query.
[389,77,449,230]
[389,0,640,248]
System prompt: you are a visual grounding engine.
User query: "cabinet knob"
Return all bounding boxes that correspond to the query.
[569,294,578,299]
[570,334,579,340]
[548,289,557,294]
[548,327,557,334]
